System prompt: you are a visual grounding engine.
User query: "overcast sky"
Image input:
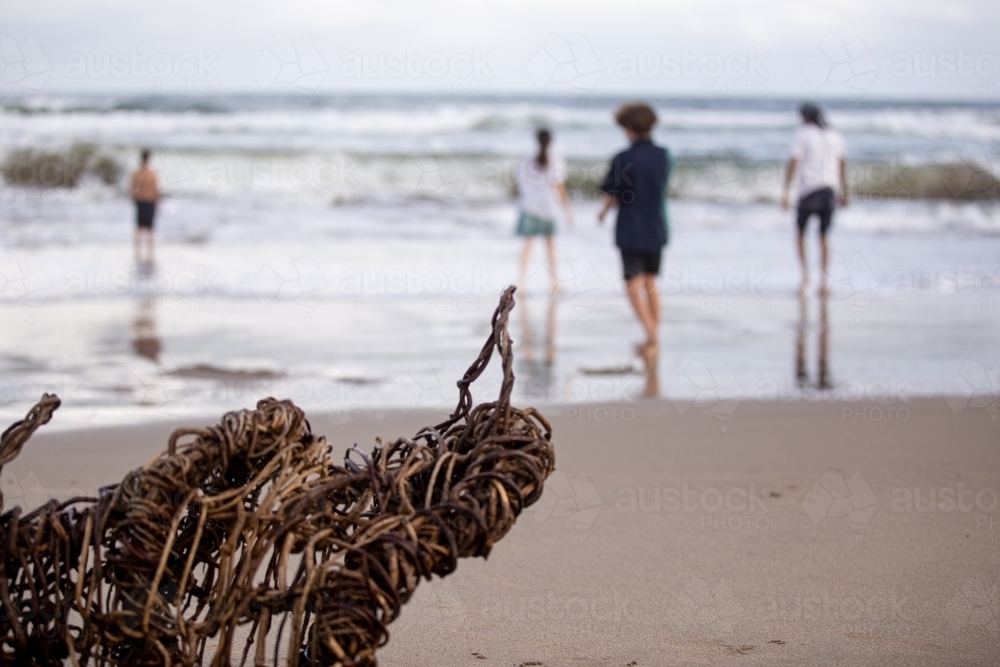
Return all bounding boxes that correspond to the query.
[2,0,998,98]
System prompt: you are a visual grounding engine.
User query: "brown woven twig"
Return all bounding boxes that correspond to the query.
[0,286,554,666]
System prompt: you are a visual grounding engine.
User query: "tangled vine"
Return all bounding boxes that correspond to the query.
[0,286,554,666]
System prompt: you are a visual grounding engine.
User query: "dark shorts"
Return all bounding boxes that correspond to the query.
[796,187,835,236]
[621,250,662,281]
[136,201,156,229]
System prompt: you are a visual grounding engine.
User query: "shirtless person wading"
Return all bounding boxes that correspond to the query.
[131,149,161,263]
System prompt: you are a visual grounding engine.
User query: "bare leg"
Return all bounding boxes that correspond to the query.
[134,229,142,263]
[818,234,830,296]
[544,236,559,294]
[518,237,533,292]
[796,232,808,294]
[643,274,660,326]
[626,276,657,348]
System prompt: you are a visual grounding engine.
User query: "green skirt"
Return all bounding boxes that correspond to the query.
[516,211,556,237]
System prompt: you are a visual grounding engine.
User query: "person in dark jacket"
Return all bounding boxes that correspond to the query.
[599,102,670,356]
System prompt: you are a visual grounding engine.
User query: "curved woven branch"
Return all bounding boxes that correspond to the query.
[0,286,554,666]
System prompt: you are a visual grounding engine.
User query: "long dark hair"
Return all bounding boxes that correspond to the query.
[535,128,551,169]
[799,103,827,129]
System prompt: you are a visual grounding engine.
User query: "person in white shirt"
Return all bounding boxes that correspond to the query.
[781,103,848,295]
[515,129,574,293]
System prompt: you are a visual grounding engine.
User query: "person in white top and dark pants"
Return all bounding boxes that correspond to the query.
[781,103,848,295]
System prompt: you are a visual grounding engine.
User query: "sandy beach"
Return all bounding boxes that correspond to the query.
[3,1,999,663]
[5,396,997,666]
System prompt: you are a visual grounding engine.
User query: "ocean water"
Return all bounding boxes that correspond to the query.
[0,94,998,428]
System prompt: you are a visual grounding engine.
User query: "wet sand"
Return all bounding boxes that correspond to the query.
[4,397,998,666]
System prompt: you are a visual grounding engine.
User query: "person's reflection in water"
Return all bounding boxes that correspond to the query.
[132,298,162,362]
[795,291,831,390]
[518,296,557,401]
[817,291,830,389]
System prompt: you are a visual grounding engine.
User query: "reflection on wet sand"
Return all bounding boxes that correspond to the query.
[639,345,659,398]
[519,294,662,401]
[518,296,557,400]
[131,262,162,362]
[132,299,162,362]
[796,291,831,391]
